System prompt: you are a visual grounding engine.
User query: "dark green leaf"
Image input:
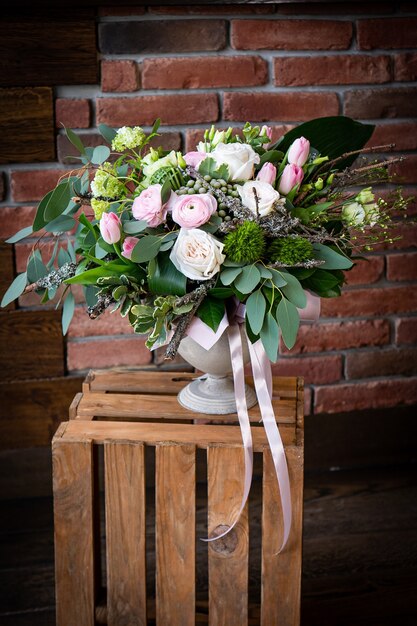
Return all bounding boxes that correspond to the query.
[276,298,300,350]
[151,118,161,135]
[313,243,353,270]
[1,272,27,307]
[62,291,75,335]
[209,287,234,299]
[33,190,54,231]
[160,178,172,205]
[43,179,75,222]
[64,127,86,155]
[198,157,229,180]
[260,311,280,363]
[271,116,375,169]
[67,239,76,263]
[259,149,284,167]
[246,289,266,335]
[92,145,111,165]
[130,236,162,263]
[196,297,225,332]
[234,265,261,294]
[98,123,117,144]
[148,252,186,296]
[6,226,33,243]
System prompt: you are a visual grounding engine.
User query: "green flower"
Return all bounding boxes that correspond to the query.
[91,199,110,220]
[268,237,313,265]
[142,150,178,178]
[112,126,146,152]
[91,162,124,199]
[224,221,265,264]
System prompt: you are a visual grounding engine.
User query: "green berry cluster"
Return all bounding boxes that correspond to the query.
[224,221,266,264]
[268,237,314,265]
[176,176,240,222]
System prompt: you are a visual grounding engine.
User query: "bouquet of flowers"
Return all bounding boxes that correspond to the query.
[1,116,408,363]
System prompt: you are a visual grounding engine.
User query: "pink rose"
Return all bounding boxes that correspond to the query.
[122,236,139,260]
[184,151,207,168]
[132,184,168,227]
[99,212,121,244]
[171,193,217,228]
[278,164,304,195]
[287,137,310,167]
[256,162,277,186]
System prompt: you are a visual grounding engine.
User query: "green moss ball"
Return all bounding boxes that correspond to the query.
[268,237,314,265]
[224,221,266,264]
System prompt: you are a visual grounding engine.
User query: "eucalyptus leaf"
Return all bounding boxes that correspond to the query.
[6,226,33,244]
[98,123,117,144]
[256,264,272,279]
[246,289,266,335]
[58,248,72,266]
[33,190,54,231]
[220,266,243,286]
[92,145,111,165]
[84,285,99,307]
[1,272,27,307]
[260,311,280,363]
[62,292,75,335]
[67,239,76,263]
[313,243,353,270]
[279,272,307,308]
[123,220,148,235]
[44,215,76,233]
[27,253,47,284]
[131,236,162,263]
[64,127,86,155]
[234,265,261,294]
[269,268,288,288]
[276,298,300,350]
[43,178,76,222]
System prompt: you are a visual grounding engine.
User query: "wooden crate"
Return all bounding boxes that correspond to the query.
[53,369,304,626]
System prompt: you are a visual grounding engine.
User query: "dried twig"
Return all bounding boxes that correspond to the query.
[23,262,77,293]
[87,294,114,319]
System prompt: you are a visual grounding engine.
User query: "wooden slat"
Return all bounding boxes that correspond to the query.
[86,369,298,399]
[52,433,95,626]
[208,446,249,625]
[0,310,64,381]
[76,391,296,424]
[0,376,83,449]
[261,446,303,626]
[296,377,304,446]
[0,87,54,163]
[62,419,296,450]
[0,19,97,86]
[104,442,147,626]
[156,444,196,626]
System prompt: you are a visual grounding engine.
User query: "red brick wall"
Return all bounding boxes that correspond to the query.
[1,3,417,421]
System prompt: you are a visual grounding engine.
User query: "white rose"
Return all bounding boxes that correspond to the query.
[170,228,225,281]
[237,180,280,217]
[342,202,366,226]
[211,142,260,182]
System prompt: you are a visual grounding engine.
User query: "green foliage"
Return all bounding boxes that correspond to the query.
[224,222,266,264]
[196,297,225,331]
[150,166,184,191]
[268,237,314,266]
[245,289,266,335]
[276,298,300,350]
[198,157,230,181]
[1,272,27,307]
[148,252,186,296]
[62,291,75,335]
[313,243,353,270]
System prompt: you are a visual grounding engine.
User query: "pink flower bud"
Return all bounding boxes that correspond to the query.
[184,151,207,168]
[99,212,121,244]
[122,236,139,260]
[287,137,310,167]
[256,162,277,186]
[261,125,273,141]
[278,164,304,195]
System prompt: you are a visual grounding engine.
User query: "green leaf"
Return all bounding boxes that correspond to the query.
[276,298,300,350]
[6,226,33,243]
[65,263,131,285]
[33,190,54,231]
[84,285,99,307]
[151,118,161,135]
[198,157,229,181]
[313,243,353,270]
[199,214,222,234]
[208,287,234,299]
[62,291,75,335]
[79,213,98,240]
[92,145,111,165]
[260,311,280,363]
[196,297,225,332]
[98,123,117,144]
[123,220,148,235]
[43,179,76,222]
[271,116,375,169]
[27,252,47,283]
[256,264,272,279]
[280,272,307,308]
[220,266,243,286]
[259,149,284,167]
[130,236,162,263]
[148,252,186,296]
[44,215,76,233]
[246,289,266,335]
[64,127,86,155]
[58,248,72,266]
[234,265,261,294]
[269,268,288,288]
[1,272,27,307]
[67,239,76,263]
[160,178,172,204]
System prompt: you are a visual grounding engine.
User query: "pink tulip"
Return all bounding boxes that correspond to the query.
[256,162,277,186]
[184,151,207,168]
[287,137,310,167]
[122,236,139,260]
[278,164,304,195]
[99,212,121,244]
[261,125,273,141]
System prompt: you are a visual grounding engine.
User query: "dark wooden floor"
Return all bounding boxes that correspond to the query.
[0,464,416,625]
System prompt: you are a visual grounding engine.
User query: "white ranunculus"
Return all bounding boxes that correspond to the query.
[237,180,280,217]
[211,142,260,182]
[170,228,225,281]
[342,201,366,226]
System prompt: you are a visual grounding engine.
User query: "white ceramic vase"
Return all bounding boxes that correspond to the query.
[177,326,257,415]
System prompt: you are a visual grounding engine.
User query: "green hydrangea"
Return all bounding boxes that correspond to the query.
[91,162,124,199]
[91,199,110,220]
[112,126,146,152]
[268,237,313,265]
[224,221,265,264]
